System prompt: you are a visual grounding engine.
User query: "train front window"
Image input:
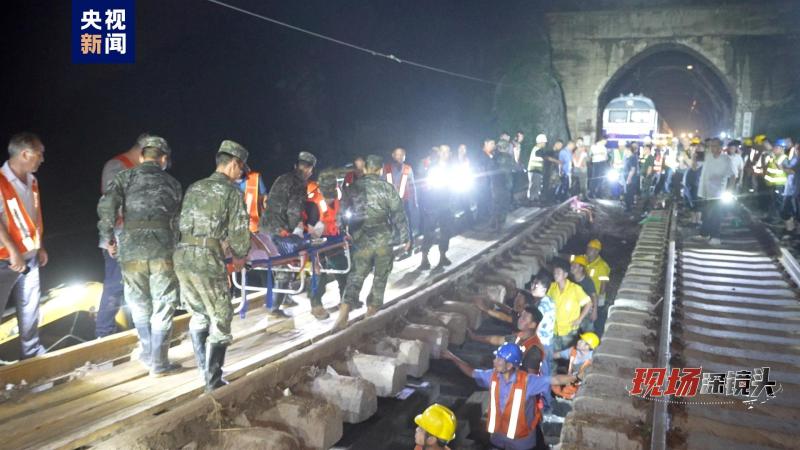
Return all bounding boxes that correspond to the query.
[630,110,651,123]
[609,110,628,123]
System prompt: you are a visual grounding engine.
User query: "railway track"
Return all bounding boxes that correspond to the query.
[666,212,800,450]
[0,200,590,449]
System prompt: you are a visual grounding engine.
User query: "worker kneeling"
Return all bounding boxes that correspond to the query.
[552,332,598,400]
[443,343,577,449]
[414,403,456,450]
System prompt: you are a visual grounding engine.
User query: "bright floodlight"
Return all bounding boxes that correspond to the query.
[721,191,735,204]
[720,132,728,139]
[427,165,448,189]
[606,169,620,182]
[452,164,474,192]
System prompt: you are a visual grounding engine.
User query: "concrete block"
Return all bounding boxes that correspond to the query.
[560,413,643,450]
[219,427,300,450]
[340,353,407,397]
[438,300,482,329]
[433,311,468,345]
[602,323,654,344]
[495,267,528,289]
[614,289,653,302]
[361,337,430,378]
[296,372,377,424]
[611,298,655,314]
[255,395,342,450]
[591,353,649,378]
[572,396,647,422]
[397,324,449,358]
[605,309,653,328]
[480,283,507,303]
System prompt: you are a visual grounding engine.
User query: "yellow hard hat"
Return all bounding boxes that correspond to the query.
[415,404,456,443]
[754,134,767,145]
[580,332,600,349]
[690,137,701,145]
[743,138,753,147]
[572,255,589,267]
[587,239,602,250]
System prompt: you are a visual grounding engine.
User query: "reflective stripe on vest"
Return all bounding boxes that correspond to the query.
[653,154,663,173]
[487,371,532,440]
[244,171,261,233]
[384,163,411,199]
[0,173,42,259]
[765,155,787,186]
[528,147,544,170]
[612,149,625,169]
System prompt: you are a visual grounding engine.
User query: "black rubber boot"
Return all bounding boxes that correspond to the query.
[205,342,229,392]
[190,330,209,382]
[134,324,152,368]
[150,329,183,377]
[418,253,431,270]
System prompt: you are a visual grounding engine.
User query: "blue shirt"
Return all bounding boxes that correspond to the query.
[782,156,798,197]
[536,296,555,347]
[237,176,267,194]
[557,348,594,376]
[559,148,572,176]
[473,369,551,449]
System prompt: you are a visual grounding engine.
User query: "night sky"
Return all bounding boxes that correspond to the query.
[0,0,552,289]
[0,0,766,290]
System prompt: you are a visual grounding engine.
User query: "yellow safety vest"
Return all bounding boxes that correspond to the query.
[765,154,787,186]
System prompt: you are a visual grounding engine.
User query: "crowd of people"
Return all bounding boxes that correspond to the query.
[428,236,609,449]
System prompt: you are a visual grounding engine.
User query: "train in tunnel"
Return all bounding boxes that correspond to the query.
[602,93,671,147]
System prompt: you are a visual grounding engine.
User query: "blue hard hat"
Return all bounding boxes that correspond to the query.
[775,138,791,148]
[494,343,523,366]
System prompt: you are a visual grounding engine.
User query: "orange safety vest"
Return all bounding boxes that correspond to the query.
[383,163,412,200]
[305,183,340,236]
[653,153,663,174]
[515,334,545,375]
[487,370,540,440]
[0,173,43,260]
[552,347,592,400]
[243,171,262,233]
[100,154,135,193]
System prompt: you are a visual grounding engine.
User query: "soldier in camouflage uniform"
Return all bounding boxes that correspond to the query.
[333,155,410,331]
[261,151,317,319]
[97,136,183,377]
[174,140,250,392]
[492,141,516,231]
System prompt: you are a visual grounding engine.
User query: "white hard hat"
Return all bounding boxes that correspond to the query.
[535,134,548,144]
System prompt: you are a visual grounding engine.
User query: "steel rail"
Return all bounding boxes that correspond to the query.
[651,205,677,450]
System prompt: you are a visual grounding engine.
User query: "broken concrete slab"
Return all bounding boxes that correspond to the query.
[255,395,342,450]
[295,371,377,424]
[437,300,482,330]
[432,312,468,346]
[218,427,301,450]
[337,353,407,397]
[397,324,449,358]
[361,337,430,378]
[559,412,644,450]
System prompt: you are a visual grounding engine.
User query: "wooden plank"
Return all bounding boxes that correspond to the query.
[0,314,190,387]
[2,206,557,449]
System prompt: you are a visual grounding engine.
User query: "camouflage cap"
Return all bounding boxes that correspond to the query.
[317,168,339,198]
[298,151,317,166]
[365,154,383,171]
[217,140,249,163]
[140,136,171,156]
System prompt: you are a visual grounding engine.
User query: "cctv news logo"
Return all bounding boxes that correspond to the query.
[72,0,135,64]
[628,367,781,408]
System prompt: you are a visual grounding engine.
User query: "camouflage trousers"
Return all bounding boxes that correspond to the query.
[309,250,348,308]
[341,244,393,308]
[175,270,232,345]
[120,258,179,332]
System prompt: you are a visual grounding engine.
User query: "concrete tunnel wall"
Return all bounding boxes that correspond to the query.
[545,1,800,140]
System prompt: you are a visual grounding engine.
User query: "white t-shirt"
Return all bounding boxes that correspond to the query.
[698,152,736,199]
[729,153,745,180]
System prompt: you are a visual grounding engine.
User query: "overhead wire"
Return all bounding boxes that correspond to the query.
[203,0,506,87]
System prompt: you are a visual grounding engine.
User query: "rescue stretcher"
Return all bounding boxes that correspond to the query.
[228,232,351,318]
